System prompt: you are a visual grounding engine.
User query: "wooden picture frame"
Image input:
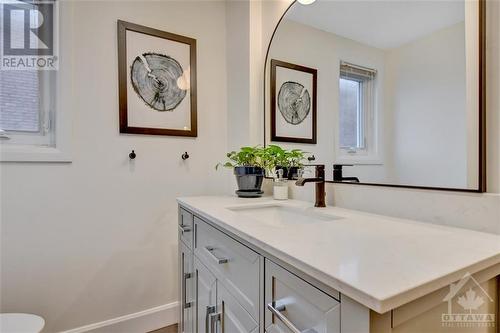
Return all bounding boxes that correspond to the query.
[117,20,197,137]
[271,59,317,144]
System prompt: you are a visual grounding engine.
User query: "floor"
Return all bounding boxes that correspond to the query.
[148,324,178,333]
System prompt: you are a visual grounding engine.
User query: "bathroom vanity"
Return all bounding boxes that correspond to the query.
[178,196,500,333]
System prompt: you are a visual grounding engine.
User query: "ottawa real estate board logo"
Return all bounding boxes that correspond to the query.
[1,0,58,70]
[442,272,495,329]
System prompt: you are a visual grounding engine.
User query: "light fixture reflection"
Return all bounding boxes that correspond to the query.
[177,67,190,91]
[297,0,316,5]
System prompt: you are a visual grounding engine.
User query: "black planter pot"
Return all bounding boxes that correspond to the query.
[276,166,300,180]
[234,166,265,198]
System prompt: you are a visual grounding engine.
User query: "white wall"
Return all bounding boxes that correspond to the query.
[0,1,228,332]
[226,1,251,151]
[259,0,500,235]
[384,22,468,188]
[226,0,264,150]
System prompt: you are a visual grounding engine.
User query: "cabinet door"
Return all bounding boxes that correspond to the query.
[265,260,340,333]
[180,242,195,333]
[211,282,259,333]
[194,257,217,333]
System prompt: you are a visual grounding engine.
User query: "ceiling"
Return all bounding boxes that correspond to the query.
[286,0,465,50]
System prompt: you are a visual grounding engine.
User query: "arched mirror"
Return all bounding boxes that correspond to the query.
[264,0,485,192]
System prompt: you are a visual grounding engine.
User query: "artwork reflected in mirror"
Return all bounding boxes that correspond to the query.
[264,0,484,191]
[271,60,317,144]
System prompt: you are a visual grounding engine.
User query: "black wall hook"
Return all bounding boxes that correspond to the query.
[308,155,316,162]
[129,150,136,159]
[181,152,190,160]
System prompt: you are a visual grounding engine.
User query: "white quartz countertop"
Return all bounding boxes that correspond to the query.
[177,196,500,313]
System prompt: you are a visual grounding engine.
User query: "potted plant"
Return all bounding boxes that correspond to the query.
[217,146,268,197]
[283,148,307,179]
[264,145,306,180]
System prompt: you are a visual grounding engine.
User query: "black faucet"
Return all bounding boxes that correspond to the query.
[295,165,326,207]
[333,164,360,183]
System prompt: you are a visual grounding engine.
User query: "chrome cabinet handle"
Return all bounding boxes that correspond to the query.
[267,302,301,333]
[182,272,193,309]
[205,246,228,264]
[179,225,192,234]
[206,306,216,333]
[209,311,221,333]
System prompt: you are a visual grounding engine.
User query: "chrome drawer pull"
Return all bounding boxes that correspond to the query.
[209,311,221,333]
[183,272,193,309]
[205,246,228,264]
[179,225,192,234]
[267,302,301,333]
[206,306,216,333]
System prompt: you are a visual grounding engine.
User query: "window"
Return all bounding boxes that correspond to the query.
[0,1,55,147]
[0,0,70,162]
[338,61,378,161]
[0,70,55,146]
[339,77,364,150]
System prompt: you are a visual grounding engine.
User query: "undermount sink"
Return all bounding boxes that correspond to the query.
[227,204,343,226]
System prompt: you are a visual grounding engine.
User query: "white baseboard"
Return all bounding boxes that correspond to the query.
[59,302,179,333]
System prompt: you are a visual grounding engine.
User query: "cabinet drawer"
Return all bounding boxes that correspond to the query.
[179,207,194,249]
[194,216,261,320]
[265,260,340,333]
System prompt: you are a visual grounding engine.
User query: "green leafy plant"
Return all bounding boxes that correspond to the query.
[285,149,306,168]
[263,145,288,169]
[264,145,306,168]
[216,146,268,170]
[261,145,307,178]
[216,145,307,176]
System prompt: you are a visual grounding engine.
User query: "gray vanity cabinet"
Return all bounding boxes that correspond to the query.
[179,205,342,333]
[264,261,340,333]
[180,209,263,333]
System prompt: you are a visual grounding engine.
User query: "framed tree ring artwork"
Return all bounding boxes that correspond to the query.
[271,59,317,144]
[118,20,197,137]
